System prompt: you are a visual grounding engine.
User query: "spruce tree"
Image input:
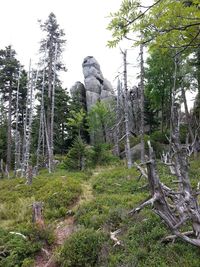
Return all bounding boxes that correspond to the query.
[0,46,26,171]
[38,12,66,171]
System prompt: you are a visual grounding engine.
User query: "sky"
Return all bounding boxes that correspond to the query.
[0,0,140,92]
[0,0,196,107]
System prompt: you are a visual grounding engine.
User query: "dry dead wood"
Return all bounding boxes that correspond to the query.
[130,113,200,248]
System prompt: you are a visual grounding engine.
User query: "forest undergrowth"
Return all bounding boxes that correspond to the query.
[0,160,200,266]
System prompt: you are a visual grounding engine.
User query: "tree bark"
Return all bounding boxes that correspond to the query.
[140,39,145,163]
[6,82,12,172]
[32,202,44,228]
[14,70,21,176]
[122,50,132,168]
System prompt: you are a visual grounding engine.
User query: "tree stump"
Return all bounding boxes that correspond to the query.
[32,202,44,228]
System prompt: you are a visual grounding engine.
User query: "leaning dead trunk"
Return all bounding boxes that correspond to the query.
[130,104,200,247]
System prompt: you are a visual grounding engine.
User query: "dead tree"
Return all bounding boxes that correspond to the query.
[122,49,132,169]
[21,64,38,182]
[36,54,46,173]
[113,79,121,157]
[32,202,44,228]
[130,103,200,247]
[14,69,21,176]
[49,42,58,172]
[139,37,145,163]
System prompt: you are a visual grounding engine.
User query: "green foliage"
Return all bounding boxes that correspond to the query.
[0,228,39,267]
[87,100,116,144]
[0,169,82,228]
[64,136,90,170]
[0,121,7,162]
[67,108,86,138]
[108,0,200,53]
[0,167,84,265]
[64,138,119,170]
[145,49,174,131]
[73,161,200,266]
[150,130,169,144]
[92,143,120,166]
[58,228,106,267]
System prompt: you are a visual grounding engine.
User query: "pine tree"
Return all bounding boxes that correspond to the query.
[38,13,66,172]
[0,46,25,171]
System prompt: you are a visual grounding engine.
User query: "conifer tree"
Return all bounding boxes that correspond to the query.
[38,13,66,171]
[0,46,25,171]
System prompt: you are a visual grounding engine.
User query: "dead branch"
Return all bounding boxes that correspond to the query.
[110,229,122,247]
[134,162,147,179]
[129,134,200,247]
[9,232,27,240]
[129,194,159,215]
[161,231,193,243]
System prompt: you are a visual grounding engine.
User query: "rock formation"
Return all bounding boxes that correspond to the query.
[70,81,87,111]
[82,56,114,110]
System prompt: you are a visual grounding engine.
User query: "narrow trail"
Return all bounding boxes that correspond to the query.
[34,177,95,267]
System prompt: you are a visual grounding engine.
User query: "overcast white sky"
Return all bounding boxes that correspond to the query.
[0,0,140,91]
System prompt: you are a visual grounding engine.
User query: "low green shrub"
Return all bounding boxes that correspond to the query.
[58,228,106,267]
[150,130,169,144]
[0,228,40,267]
[92,143,120,166]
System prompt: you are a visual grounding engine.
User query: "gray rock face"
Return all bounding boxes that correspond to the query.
[120,143,142,161]
[70,81,87,110]
[82,56,113,110]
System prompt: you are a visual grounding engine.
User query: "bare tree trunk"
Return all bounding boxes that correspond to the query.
[122,50,132,168]
[140,40,145,163]
[14,70,21,176]
[47,37,53,168]
[32,202,44,229]
[181,85,197,157]
[36,47,47,172]
[44,112,52,173]
[50,43,58,171]
[113,79,121,156]
[21,60,32,177]
[0,159,5,178]
[6,82,12,172]
[130,62,200,248]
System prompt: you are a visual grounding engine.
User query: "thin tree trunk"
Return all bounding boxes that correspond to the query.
[44,112,51,173]
[140,40,145,163]
[47,37,53,160]
[181,85,197,157]
[21,60,31,177]
[50,43,58,171]
[114,79,121,157]
[170,57,178,147]
[36,47,47,172]
[14,70,21,176]
[6,82,12,172]
[122,50,132,168]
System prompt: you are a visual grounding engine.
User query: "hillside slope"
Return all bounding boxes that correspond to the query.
[0,162,200,266]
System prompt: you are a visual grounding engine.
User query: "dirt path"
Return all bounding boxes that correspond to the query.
[34,180,94,267]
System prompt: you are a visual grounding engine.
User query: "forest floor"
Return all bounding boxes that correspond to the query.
[34,172,96,267]
[2,162,200,266]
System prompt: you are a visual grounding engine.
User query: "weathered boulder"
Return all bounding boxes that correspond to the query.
[82,56,104,82]
[101,79,114,101]
[120,143,142,161]
[86,91,100,110]
[82,56,114,110]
